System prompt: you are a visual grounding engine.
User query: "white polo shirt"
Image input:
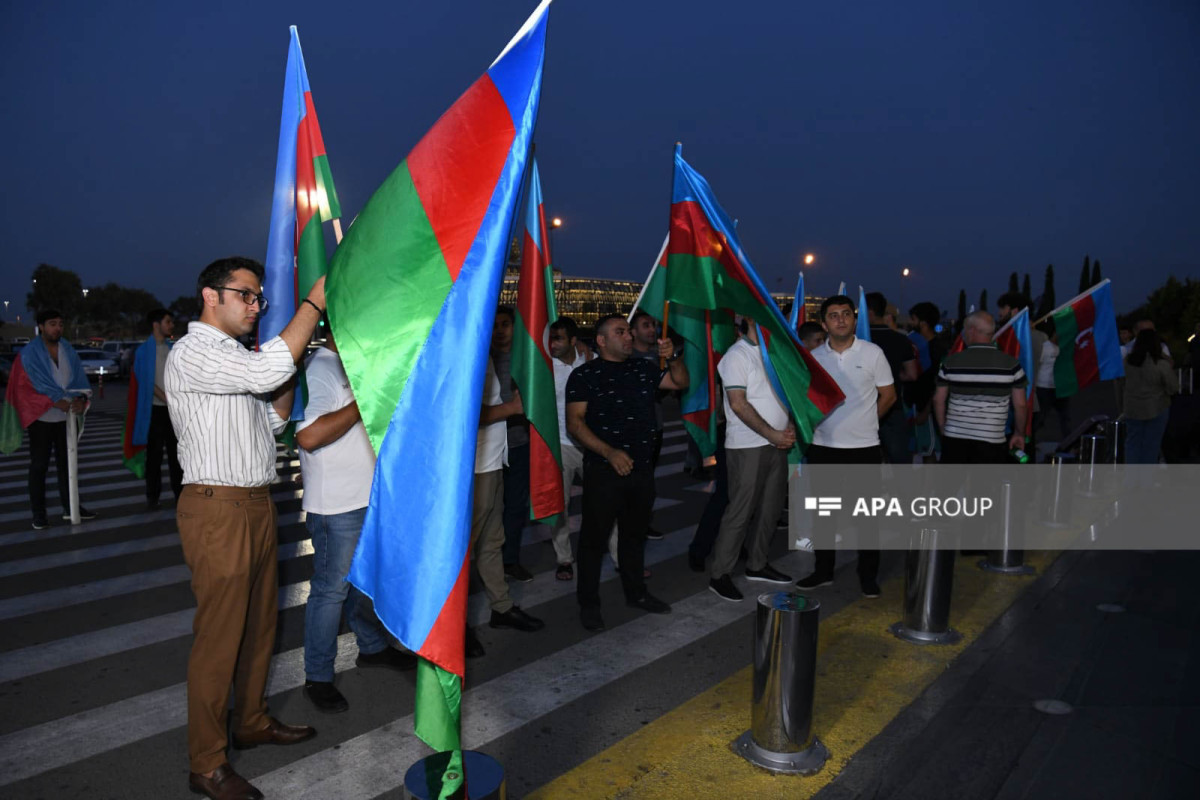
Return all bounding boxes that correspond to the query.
[553,350,586,449]
[718,337,789,449]
[810,337,893,448]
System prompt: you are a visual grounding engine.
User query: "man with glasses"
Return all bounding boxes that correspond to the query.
[165,257,326,800]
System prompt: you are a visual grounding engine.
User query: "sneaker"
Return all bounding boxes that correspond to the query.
[796,573,833,590]
[627,592,671,614]
[580,607,606,632]
[745,564,793,584]
[356,647,418,671]
[61,507,97,521]
[489,606,545,632]
[503,563,534,583]
[32,517,49,530]
[645,527,664,541]
[303,681,349,713]
[465,627,486,658]
[795,537,814,552]
[709,574,744,602]
[861,579,882,599]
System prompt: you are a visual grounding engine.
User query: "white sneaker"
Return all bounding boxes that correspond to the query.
[795,537,814,552]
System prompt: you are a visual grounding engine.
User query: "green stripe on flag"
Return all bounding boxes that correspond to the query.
[1,402,22,455]
[327,161,454,452]
[1052,307,1080,398]
[296,213,327,302]
[314,154,341,221]
[415,659,464,800]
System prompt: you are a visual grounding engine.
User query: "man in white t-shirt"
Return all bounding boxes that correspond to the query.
[708,319,796,601]
[297,332,416,714]
[547,316,590,579]
[798,295,896,597]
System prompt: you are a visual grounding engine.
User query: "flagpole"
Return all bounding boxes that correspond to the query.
[66,410,80,525]
[660,301,671,369]
[1034,278,1111,326]
[627,233,670,321]
[331,218,344,244]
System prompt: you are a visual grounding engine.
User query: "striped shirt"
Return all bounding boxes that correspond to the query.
[937,344,1026,444]
[164,322,296,487]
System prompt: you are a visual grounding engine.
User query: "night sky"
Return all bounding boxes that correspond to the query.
[4,0,1198,318]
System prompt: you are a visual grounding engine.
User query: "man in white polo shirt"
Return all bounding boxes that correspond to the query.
[798,295,896,597]
[708,318,796,601]
[547,316,590,580]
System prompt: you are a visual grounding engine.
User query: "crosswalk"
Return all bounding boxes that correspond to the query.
[0,405,796,798]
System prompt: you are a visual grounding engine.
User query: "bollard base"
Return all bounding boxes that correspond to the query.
[734,731,829,775]
[889,621,962,646]
[403,750,504,800]
[977,559,1035,576]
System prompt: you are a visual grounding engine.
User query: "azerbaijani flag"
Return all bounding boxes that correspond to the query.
[1,355,53,455]
[787,271,806,329]
[663,145,843,448]
[512,156,564,523]
[856,285,872,343]
[261,26,341,418]
[120,340,159,478]
[329,0,549,757]
[1052,279,1123,397]
[993,307,1035,437]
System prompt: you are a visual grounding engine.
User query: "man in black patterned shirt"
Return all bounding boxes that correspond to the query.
[566,314,688,632]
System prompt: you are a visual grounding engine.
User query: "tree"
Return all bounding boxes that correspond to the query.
[1078,255,1091,293]
[26,264,83,319]
[1008,272,1020,293]
[169,294,201,322]
[1036,264,1056,319]
[957,289,966,322]
[1022,273,1032,305]
[1125,277,1200,362]
[81,283,163,338]
[979,289,988,312]
[1091,260,1102,287]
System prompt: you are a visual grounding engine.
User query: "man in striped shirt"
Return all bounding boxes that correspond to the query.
[165,257,326,800]
[934,311,1027,464]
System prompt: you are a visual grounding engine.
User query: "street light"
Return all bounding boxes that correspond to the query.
[804,253,815,266]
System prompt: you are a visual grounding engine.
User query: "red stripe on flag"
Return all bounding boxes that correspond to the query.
[528,428,562,520]
[295,110,319,253]
[408,75,516,281]
[417,554,470,677]
[668,201,771,307]
[1071,295,1099,389]
[303,92,328,158]
[124,372,142,462]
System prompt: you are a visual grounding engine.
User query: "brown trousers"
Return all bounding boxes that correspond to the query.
[177,484,278,774]
[471,470,513,613]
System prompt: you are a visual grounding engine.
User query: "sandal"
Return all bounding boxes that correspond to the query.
[556,563,574,581]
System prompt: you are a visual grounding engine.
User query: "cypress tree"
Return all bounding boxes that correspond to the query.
[1091,260,1101,286]
[1022,273,1032,305]
[980,289,988,312]
[957,290,967,324]
[1037,264,1056,318]
[1008,272,1020,293]
[1079,255,1091,293]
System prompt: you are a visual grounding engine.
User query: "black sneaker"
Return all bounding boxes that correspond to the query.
[465,627,486,658]
[503,563,534,583]
[745,564,793,584]
[580,607,606,632]
[709,574,744,602]
[489,606,545,632]
[861,579,882,599]
[61,507,97,521]
[356,647,418,671]
[645,527,665,541]
[796,573,833,590]
[304,681,349,713]
[32,517,49,530]
[627,592,671,614]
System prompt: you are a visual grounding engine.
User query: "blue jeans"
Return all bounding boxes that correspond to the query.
[303,508,390,682]
[1125,410,1169,465]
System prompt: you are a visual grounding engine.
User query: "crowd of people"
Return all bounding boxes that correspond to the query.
[6,258,1193,800]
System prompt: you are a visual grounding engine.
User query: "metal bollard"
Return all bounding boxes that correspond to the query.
[1077,433,1107,497]
[1104,419,1126,464]
[403,750,504,800]
[734,592,829,775]
[980,481,1035,575]
[1040,453,1075,527]
[890,528,962,645]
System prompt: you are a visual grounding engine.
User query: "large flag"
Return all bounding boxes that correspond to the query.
[511,156,564,523]
[787,271,806,329]
[1052,279,1123,397]
[856,285,872,343]
[993,307,1035,437]
[328,0,550,758]
[661,144,843,448]
[261,25,341,419]
[120,339,161,478]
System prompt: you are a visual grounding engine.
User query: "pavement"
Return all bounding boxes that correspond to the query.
[1,380,1196,799]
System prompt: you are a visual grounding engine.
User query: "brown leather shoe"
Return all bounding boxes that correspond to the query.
[231,716,316,750]
[188,763,263,800]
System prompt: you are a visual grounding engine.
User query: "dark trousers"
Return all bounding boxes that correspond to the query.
[145,405,183,504]
[878,408,911,465]
[689,425,728,562]
[940,436,1009,465]
[577,462,653,608]
[1034,387,1071,440]
[28,420,69,520]
[808,444,881,584]
[501,443,530,566]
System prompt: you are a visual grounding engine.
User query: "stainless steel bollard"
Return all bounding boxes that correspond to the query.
[890,528,962,645]
[980,481,1035,575]
[734,592,829,775]
[1078,433,1107,496]
[403,750,504,800]
[1041,453,1075,527]
[1104,419,1126,464]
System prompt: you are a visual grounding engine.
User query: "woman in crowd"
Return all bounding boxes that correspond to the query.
[1122,329,1177,470]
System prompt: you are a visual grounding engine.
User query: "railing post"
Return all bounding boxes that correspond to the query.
[1040,453,1075,527]
[979,480,1035,575]
[890,528,962,645]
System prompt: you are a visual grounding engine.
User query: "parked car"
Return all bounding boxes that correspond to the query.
[75,349,121,378]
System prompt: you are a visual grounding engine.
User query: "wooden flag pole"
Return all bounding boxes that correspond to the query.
[660,301,671,369]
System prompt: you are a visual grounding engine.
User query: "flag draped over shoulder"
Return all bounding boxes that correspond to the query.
[663,145,843,449]
[787,271,806,329]
[512,157,564,523]
[328,0,550,756]
[261,25,341,419]
[993,308,1035,437]
[1052,279,1124,397]
[1,355,54,454]
[121,339,160,477]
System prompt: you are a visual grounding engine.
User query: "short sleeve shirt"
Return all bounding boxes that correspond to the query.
[297,348,376,514]
[718,337,789,450]
[810,337,894,448]
[566,357,661,470]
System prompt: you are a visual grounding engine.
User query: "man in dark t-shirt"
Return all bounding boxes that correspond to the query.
[566,314,688,632]
[866,292,918,465]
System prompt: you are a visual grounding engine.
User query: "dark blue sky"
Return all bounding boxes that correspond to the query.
[4,0,1198,317]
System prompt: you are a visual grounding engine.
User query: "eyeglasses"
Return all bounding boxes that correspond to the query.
[211,286,269,314]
